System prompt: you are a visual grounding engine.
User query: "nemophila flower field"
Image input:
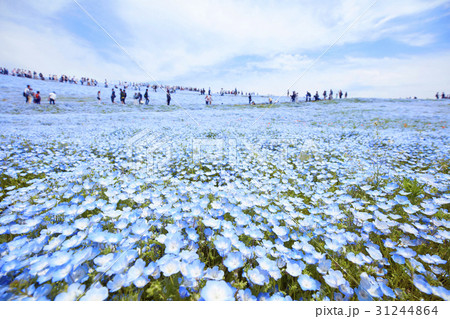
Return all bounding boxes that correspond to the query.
[0,76,449,301]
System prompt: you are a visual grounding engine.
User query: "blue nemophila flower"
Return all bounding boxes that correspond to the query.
[268,292,293,301]
[391,254,405,264]
[80,283,109,301]
[360,272,382,298]
[159,257,181,277]
[412,275,433,294]
[393,247,416,258]
[246,267,270,286]
[418,254,446,265]
[164,233,185,255]
[317,258,331,275]
[200,280,235,301]
[297,274,321,291]
[431,286,450,301]
[214,236,231,256]
[131,219,149,236]
[366,246,383,261]
[125,258,146,285]
[204,266,224,280]
[376,278,396,298]
[143,261,160,279]
[285,259,305,277]
[224,251,244,272]
[355,286,373,301]
[186,259,205,279]
[237,288,257,301]
[323,269,346,288]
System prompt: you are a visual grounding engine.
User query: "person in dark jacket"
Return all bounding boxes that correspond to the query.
[166,89,171,105]
[111,89,116,103]
[144,89,149,105]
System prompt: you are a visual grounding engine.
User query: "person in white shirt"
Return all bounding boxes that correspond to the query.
[49,92,56,104]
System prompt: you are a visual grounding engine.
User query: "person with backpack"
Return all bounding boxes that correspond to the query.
[121,89,127,104]
[23,85,32,103]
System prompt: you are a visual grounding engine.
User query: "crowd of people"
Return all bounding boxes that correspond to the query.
[0,66,99,86]
[290,89,348,103]
[22,84,56,104]
[436,92,449,99]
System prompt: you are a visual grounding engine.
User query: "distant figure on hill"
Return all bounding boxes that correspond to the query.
[248,93,252,104]
[306,91,311,102]
[23,85,32,103]
[49,92,56,104]
[120,89,127,104]
[345,92,348,98]
[111,89,116,104]
[291,91,297,102]
[205,94,212,105]
[329,89,333,100]
[323,90,327,100]
[442,92,446,99]
[314,91,320,101]
[144,89,149,105]
[339,90,343,99]
[166,89,171,105]
[34,91,41,104]
[436,92,439,99]
[97,91,101,103]
[268,97,272,104]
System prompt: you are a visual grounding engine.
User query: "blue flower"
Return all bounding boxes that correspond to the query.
[214,236,231,257]
[125,258,146,285]
[159,257,180,277]
[204,266,224,280]
[186,259,205,279]
[107,274,126,292]
[355,286,373,301]
[246,267,269,286]
[164,233,185,255]
[298,274,321,291]
[80,283,108,301]
[237,288,257,301]
[286,259,305,277]
[323,269,345,288]
[224,252,244,272]
[200,280,235,301]
[412,275,432,294]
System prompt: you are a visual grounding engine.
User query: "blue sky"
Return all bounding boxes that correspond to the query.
[0,0,449,98]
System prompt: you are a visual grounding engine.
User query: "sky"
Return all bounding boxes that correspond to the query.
[0,0,449,98]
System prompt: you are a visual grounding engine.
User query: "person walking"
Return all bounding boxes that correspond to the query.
[49,92,56,104]
[323,90,327,100]
[120,89,127,104]
[23,85,33,103]
[166,89,171,106]
[248,93,252,104]
[144,89,149,105]
[111,89,116,104]
[97,91,101,104]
